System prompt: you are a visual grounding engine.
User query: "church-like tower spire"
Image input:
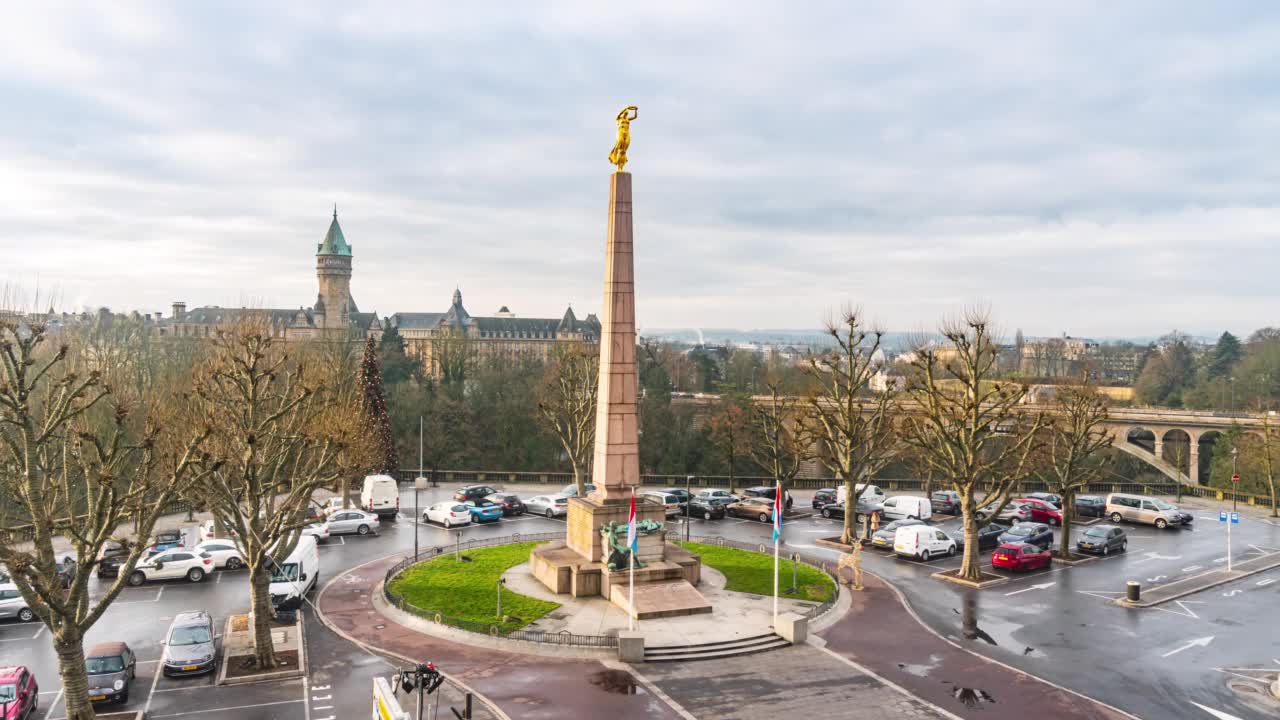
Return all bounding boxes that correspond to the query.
[316,208,355,331]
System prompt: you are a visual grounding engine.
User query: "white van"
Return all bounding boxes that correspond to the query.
[837,483,887,506]
[269,535,319,608]
[893,525,955,561]
[881,495,932,522]
[361,475,399,518]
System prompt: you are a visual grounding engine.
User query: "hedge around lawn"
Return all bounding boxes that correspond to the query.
[386,541,559,633]
[678,541,835,603]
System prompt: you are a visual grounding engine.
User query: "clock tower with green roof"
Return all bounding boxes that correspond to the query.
[315,206,358,332]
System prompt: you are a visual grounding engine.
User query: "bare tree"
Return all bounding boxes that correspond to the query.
[1261,417,1278,518]
[803,308,898,544]
[707,394,751,494]
[537,344,598,495]
[749,372,810,503]
[185,324,365,670]
[0,318,214,720]
[1039,380,1111,557]
[900,310,1047,581]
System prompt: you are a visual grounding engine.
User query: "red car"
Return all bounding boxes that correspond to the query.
[0,666,38,719]
[1015,498,1063,526]
[991,542,1052,572]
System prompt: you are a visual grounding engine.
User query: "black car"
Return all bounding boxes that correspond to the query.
[998,522,1053,548]
[930,490,961,515]
[658,488,692,508]
[97,541,129,578]
[145,530,184,558]
[812,488,838,509]
[1074,495,1106,518]
[819,501,847,520]
[1026,492,1062,508]
[743,486,794,510]
[949,523,1009,551]
[870,518,925,548]
[485,493,526,516]
[1076,525,1127,555]
[453,485,498,502]
[688,496,730,520]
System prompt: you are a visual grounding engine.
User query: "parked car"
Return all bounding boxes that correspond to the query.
[485,493,526,516]
[463,499,504,523]
[558,483,596,498]
[301,521,331,543]
[930,490,961,515]
[880,496,932,522]
[894,525,956,561]
[695,489,739,503]
[525,495,569,518]
[53,554,77,589]
[948,523,1009,552]
[161,611,216,677]
[1025,492,1063,507]
[96,541,129,579]
[658,488,693,507]
[1076,525,1128,555]
[688,496,729,520]
[127,548,213,586]
[641,491,683,519]
[1015,497,1064,526]
[0,583,34,623]
[819,501,848,520]
[455,484,499,502]
[321,497,349,516]
[423,502,471,528]
[743,486,793,510]
[812,488,839,509]
[977,500,1031,524]
[838,483,886,506]
[85,641,136,705]
[726,497,776,522]
[0,666,37,719]
[870,518,925,549]
[1164,501,1194,526]
[269,535,319,608]
[1074,495,1107,518]
[1106,493,1182,529]
[193,540,244,570]
[145,529,185,558]
[997,522,1053,548]
[991,542,1052,572]
[361,474,400,518]
[326,509,381,536]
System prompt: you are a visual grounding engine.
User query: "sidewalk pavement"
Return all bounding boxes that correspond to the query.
[316,555,684,720]
[817,569,1134,720]
[1126,549,1280,607]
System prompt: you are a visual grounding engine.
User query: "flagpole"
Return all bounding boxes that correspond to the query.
[773,481,781,625]
[629,487,636,632]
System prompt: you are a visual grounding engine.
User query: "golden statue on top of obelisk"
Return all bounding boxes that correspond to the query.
[609,105,638,172]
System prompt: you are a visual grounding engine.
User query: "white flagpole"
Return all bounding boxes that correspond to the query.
[629,487,636,631]
[773,527,779,625]
[773,483,780,625]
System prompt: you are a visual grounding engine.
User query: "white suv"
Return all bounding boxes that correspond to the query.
[127,549,214,586]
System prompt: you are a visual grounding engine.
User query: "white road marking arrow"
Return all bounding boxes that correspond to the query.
[1005,582,1056,596]
[1162,636,1214,658]
[1190,701,1244,720]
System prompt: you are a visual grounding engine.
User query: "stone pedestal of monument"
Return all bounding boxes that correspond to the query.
[531,166,708,621]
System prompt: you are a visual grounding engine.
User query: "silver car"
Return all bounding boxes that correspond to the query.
[525,495,569,518]
[162,611,216,677]
[326,509,380,536]
[0,583,34,622]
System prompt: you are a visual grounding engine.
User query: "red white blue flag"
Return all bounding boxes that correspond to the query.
[627,492,638,553]
[772,481,783,542]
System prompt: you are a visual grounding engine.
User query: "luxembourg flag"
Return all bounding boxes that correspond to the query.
[772,480,783,542]
[626,492,638,554]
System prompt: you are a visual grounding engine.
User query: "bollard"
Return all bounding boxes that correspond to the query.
[1126,581,1140,602]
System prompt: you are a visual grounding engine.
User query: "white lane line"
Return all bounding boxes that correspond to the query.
[1190,701,1245,720]
[215,573,221,584]
[33,625,45,639]
[141,651,165,715]
[303,675,311,720]
[148,699,305,718]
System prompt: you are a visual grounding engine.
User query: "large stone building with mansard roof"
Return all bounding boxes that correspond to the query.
[158,210,597,372]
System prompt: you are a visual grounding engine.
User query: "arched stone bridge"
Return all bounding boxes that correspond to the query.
[670,393,1275,486]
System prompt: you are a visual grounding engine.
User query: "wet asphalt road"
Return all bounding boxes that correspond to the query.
[2,483,1278,719]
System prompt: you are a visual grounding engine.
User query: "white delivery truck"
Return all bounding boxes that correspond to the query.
[837,483,887,506]
[361,474,400,518]
[269,534,319,608]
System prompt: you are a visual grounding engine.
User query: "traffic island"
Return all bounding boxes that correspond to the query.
[216,611,306,685]
[816,536,857,552]
[931,568,1009,589]
[1050,550,1097,566]
[96,713,144,719]
[1120,549,1280,607]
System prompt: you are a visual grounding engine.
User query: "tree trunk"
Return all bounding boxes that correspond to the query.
[958,495,983,581]
[1270,477,1277,518]
[249,564,278,670]
[572,463,586,497]
[55,628,96,720]
[841,474,855,544]
[340,475,351,509]
[1059,490,1074,557]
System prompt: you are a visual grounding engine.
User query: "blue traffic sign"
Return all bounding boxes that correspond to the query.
[1230,512,1240,524]
[1219,511,1227,522]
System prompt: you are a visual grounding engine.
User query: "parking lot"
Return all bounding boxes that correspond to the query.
[2,481,1278,719]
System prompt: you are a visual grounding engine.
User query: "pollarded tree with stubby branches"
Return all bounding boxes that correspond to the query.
[708,393,752,495]
[749,371,811,506]
[0,318,216,720]
[900,309,1047,582]
[804,307,899,544]
[360,336,398,475]
[537,344,598,496]
[1039,379,1111,558]
[185,324,367,671]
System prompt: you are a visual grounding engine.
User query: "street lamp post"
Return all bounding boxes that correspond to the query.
[415,416,426,561]
[1231,376,1236,413]
[685,475,694,541]
[1232,446,1239,514]
[496,577,506,619]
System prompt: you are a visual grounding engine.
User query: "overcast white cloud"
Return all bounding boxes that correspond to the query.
[3,1,1279,337]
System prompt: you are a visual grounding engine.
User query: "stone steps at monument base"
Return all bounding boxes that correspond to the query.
[609,578,713,620]
[644,633,791,662]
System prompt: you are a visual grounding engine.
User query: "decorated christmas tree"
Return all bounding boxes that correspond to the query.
[359,335,399,474]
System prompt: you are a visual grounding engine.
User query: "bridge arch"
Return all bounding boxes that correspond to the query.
[1109,426,1192,485]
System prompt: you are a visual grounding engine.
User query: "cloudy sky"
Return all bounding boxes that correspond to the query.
[3,2,1279,337]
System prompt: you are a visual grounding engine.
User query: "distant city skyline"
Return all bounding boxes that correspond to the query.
[4,4,1280,336]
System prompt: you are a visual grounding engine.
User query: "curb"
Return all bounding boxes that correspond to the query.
[216,613,306,686]
[1120,555,1280,607]
[930,569,1009,589]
